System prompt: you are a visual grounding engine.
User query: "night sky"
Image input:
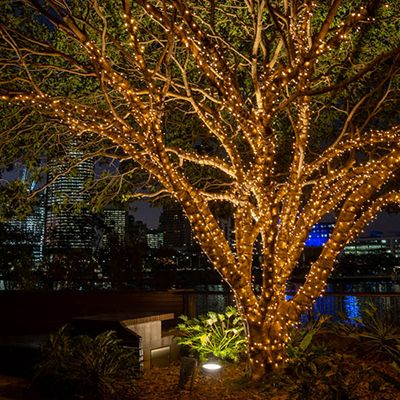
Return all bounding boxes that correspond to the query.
[131,201,161,229]
[356,211,400,237]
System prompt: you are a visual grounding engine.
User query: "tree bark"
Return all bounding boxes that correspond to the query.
[244,309,292,380]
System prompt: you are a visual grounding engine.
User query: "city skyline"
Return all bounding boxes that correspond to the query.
[4,165,400,236]
[132,202,400,237]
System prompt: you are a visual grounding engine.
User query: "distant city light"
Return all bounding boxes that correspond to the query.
[305,222,335,247]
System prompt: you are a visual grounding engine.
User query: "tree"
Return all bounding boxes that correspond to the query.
[1,0,400,379]
[0,223,36,289]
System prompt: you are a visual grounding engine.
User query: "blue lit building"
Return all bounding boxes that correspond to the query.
[305,222,335,247]
[304,221,400,260]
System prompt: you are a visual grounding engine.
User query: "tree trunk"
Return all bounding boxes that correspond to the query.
[245,316,290,381]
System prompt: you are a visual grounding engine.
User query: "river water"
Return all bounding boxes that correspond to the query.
[194,281,400,322]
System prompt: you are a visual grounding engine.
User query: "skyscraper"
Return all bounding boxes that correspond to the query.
[5,197,46,263]
[101,206,128,247]
[159,203,192,250]
[1,167,46,263]
[44,149,95,255]
[146,229,164,249]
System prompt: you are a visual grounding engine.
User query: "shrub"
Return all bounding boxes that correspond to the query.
[263,316,358,399]
[174,306,246,362]
[34,326,139,400]
[355,303,400,362]
[268,309,400,399]
[333,303,400,363]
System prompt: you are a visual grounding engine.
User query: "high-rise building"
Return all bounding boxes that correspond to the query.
[5,198,46,263]
[219,216,234,246]
[44,149,95,255]
[101,206,127,247]
[126,215,147,244]
[159,204,192,250]
[343,236,400,258]
[146,229,164,249]
[1,168,46,263]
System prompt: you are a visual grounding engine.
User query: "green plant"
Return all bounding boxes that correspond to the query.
[34,326,139,400]
[265,315,348,399]
[392,342,400,371]
[174,306,246,362]
[357,304,400,361]
[262,311,400,399]
[263,316,355,400]
[288,314,331,354]
[335,303,400,363]
[265,351,356,400]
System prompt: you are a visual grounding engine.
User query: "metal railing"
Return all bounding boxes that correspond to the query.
[190,291,400,322]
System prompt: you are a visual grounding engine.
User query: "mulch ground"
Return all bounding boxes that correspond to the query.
[136,362,272,400]
[0,365,280,400]
[136,361,400,400]
[1,360,399,400]
[0,375,43,400]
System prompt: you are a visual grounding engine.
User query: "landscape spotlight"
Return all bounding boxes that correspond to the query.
[201,358,222,377]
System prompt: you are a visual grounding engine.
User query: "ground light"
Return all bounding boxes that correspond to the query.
[201,358,222,377]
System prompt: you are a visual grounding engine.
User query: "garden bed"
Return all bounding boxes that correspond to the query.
[0,358,399,400]
[136,360,400,400]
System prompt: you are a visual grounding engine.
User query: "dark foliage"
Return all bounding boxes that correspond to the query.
[34,326,139,400]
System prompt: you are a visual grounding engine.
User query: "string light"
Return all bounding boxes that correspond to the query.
[1,0,398,379]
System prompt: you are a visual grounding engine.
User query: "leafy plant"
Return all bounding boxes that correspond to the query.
[34,326,139,400]
[265,351,357,400]
[392,342,400,372]
[356,303,400,362]
[262,316,356,399]
[288,314,331,355]
[262,310,400,399]
[334,303,400,363]
[174,306,246,362]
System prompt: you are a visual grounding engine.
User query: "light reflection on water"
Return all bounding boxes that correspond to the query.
[327,281,400,293]
[309,294,400,322]
[344,296,361,320]
[195,281,400,322]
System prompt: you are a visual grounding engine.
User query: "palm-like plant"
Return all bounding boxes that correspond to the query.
[355,303,400,363]
[174,306,246,362]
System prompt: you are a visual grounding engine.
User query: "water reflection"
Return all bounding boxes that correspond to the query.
[344,295,361,320]
[195,291,234,316]
[327,281,400,293]
[194,281,400,322]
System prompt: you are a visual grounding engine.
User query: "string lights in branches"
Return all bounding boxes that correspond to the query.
[1,0,399,379]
